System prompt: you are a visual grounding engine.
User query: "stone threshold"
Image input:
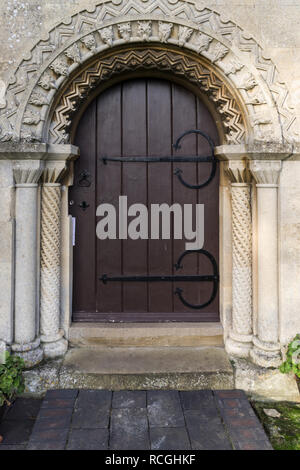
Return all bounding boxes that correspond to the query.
[22,348,300,402]
[23,346,234,394]
[68,322,224,348]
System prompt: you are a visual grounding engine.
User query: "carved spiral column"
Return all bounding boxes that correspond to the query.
[225,161,253,357]
[40,165,67,358]
[12,162,44,367]
[250,160,282,367]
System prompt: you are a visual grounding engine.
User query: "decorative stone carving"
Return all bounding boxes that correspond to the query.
[252,116,272,126]
[194,32,212,53]
[50,58,69,76]
[0,115,15,142]
[38,72,57,91]
[100,26,114,46]
[225,160,253,358]
[81,34,96,51]
[48,48,245,145]
[20,129,40,143]
[65,44,81,63]
[118,22,131,41]
[29,91,49,106]
[13,162,44,185]
[224,160,251,184]
[0,0,296,144]
[158,22,173,43]
[23,110,41,125]
[40,163,68,358]
[245,91,267,105]
[251,116,273,141]
[138,21,152,41]
[178,26,193,47]
[210,43,229,63]
[250,160,282,185]
[222,58,244,76]
[238,73,257,91]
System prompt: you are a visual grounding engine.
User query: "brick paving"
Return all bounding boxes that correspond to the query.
[0,398,42,450]
[0,390,272,450]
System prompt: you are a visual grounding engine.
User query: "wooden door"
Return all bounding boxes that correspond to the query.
[70,78,219,322]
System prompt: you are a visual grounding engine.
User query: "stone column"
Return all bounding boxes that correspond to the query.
[12,161,44,367]
[40,163,68,358]
[0,160,14,353]
[250,160,282,367]
[225,160,253,357]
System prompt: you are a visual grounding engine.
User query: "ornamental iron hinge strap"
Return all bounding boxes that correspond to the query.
[100,249,219,310]
[101,129,217,190]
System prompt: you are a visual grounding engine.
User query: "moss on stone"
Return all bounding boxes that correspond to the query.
[252,401,300,450]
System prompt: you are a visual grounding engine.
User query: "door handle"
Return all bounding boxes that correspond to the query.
[78,170,92,187]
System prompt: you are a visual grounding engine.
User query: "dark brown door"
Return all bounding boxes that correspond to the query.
[70,78,219,322]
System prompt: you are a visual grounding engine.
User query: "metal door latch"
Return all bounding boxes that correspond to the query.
[78,170,92,187]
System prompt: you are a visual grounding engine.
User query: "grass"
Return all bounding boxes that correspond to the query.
[252,401,300,450]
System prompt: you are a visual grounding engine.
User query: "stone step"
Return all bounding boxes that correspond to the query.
[59,346,234,391]
[68,322,224,348]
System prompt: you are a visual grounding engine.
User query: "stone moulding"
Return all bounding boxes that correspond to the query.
[0,0,296,145]
[49,46,245,145]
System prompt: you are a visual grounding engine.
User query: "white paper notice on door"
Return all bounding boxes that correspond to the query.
[72,217,76,246]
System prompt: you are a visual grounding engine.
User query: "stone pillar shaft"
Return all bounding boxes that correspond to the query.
[14,184,38,344]
[257,185,278,342]
[250,160,282,367]
[40,166,67,357]
[225,161,253,357]
[12,163,44,367]
[232,183,252,335]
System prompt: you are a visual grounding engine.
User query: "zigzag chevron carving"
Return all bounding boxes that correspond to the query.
[49,47,245,144]
[0,0,297,144]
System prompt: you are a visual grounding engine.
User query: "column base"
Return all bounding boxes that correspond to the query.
[250,336,282,368]
[225,331,253,358]
[41,334,68,359]
[0,340,7,364]
[12,338,43,368]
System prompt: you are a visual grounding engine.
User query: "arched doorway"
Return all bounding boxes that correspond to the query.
[70,77,220,322]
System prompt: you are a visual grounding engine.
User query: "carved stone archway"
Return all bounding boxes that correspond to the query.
[0,0,297,145]
[0,1,297,371]
[49,45,246,145]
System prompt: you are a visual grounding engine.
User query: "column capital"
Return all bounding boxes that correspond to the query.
[224,160,252,184]
[41,161,67,184]
[13,160,44,185]
[249,160,282,185]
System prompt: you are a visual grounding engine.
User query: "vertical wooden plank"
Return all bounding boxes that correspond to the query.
[96,84,122,314]
[172,83,199,314]
[196,97,220,315]
[122,79,148,313]
[71,100,97,313]
[147,79,173,314]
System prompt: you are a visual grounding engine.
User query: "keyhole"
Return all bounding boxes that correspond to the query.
[79,201,90,211]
